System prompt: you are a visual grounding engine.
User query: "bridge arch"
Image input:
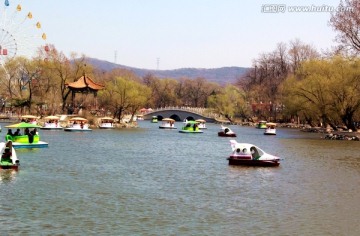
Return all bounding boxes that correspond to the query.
[157,114,181,121]
[170,114,181,121]
[184,116,195,121]
[143,108,215,123]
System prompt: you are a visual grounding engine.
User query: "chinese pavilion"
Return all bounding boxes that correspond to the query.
[66,74,105,112]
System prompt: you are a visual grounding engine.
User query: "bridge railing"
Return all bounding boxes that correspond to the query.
[145,106,220,119]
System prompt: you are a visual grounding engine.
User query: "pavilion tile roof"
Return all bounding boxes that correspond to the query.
[66,74,104,90]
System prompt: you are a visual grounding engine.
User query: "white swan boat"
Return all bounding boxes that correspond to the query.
[0,141,19,170]
[227,140,280,167]
[218,125,236,137]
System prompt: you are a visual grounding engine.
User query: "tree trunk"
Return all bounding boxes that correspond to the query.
[342,113,356,131]
[116,107,124,122]
[225,114,233,123]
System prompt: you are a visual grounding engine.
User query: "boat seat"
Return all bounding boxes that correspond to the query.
[1,148,12,162]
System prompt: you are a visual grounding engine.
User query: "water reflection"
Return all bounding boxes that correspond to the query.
[0,169,18,183]
[15,148,42,154]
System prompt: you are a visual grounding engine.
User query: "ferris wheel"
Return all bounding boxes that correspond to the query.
[0,0,47,65]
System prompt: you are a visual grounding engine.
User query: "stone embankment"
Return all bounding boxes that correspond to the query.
[323,132,359,141]
[298,126,359,141]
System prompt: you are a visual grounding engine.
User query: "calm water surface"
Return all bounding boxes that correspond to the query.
[0,121,359,235]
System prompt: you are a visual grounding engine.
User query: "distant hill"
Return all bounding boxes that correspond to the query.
[84,57,250,85]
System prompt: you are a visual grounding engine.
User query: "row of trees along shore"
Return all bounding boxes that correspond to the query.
[0,0,359,131]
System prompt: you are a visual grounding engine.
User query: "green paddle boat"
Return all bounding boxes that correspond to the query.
[179,120,203,133]
[5,122,48,148]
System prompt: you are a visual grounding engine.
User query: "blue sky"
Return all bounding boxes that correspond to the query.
[3,0,343,70]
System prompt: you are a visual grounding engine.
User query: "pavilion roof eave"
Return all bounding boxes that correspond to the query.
[66,74,104,91]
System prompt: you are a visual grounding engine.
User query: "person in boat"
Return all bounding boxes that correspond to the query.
[193,123,197,131]
[6,129,14,141]
[30,128,38,135]
[224,128,229,134]
[2,143,12,162]
[27,128,35,143]
[7,129,13,136]
[14,129,21,136]
[250,146,260,160]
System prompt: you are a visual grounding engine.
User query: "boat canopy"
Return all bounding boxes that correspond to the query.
[195,119,206,123]
[99,117,114,121]
[69,117,88,122]
[44,115,60,120]
[184,120,199,124]
[21,115,38,119]
[162,118,175,122]
[6,122,41,128]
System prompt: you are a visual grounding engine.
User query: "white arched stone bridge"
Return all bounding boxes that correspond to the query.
[143,107,216,122]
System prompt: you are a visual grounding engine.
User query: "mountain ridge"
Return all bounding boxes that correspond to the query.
[85,57,250,85]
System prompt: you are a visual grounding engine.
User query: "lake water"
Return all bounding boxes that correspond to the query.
[0,121,359,235]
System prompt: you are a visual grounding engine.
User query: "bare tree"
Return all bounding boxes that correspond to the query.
[288,39,319,73]
[330,0,360,54]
